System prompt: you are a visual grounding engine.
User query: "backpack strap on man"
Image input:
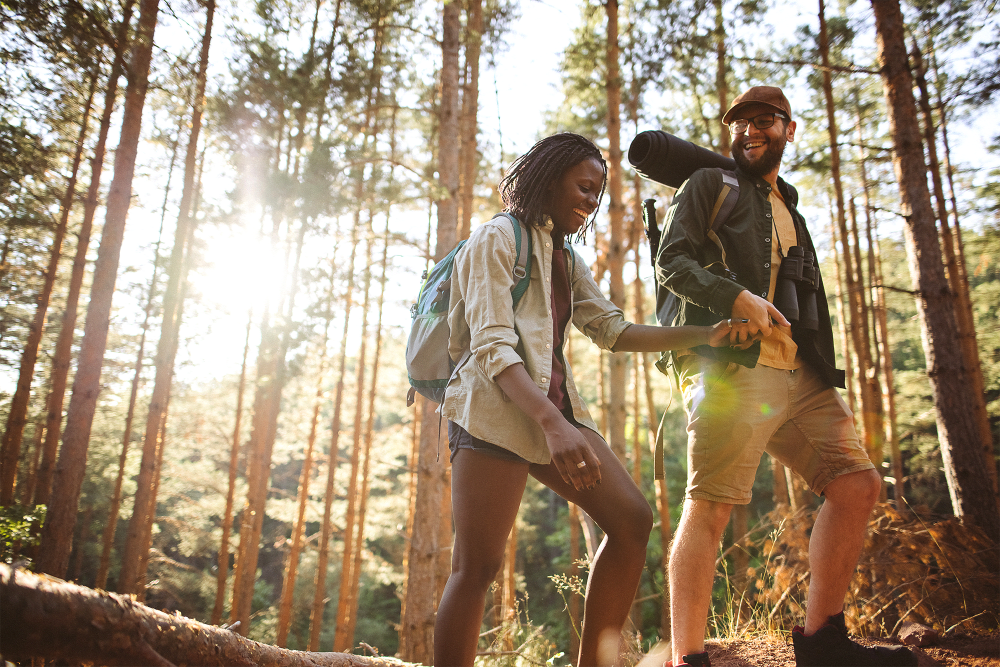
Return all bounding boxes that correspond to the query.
[704,169,739,273]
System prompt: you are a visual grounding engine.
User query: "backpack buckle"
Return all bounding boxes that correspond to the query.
[410,303,417,318]
[513,266,527,279]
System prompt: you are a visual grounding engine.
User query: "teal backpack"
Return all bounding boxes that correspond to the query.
[406,212,532,405]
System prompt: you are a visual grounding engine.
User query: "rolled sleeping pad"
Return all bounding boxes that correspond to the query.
[627,130,736,189]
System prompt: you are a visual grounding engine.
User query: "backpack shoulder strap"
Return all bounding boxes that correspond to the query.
[704,168,740,271]
[709,169,740,233]
[494,212,532,307]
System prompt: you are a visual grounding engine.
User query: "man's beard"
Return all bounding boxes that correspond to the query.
[733,135,786,177]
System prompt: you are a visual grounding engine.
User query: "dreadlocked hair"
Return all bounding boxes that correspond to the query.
[499,132,608,242]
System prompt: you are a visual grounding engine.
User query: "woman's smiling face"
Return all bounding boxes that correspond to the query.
[544,158,605,235]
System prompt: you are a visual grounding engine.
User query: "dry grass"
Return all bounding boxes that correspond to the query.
[736,503,1000,639]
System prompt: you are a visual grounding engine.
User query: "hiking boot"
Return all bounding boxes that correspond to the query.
[664,651,712,667]
[793,612,917,666]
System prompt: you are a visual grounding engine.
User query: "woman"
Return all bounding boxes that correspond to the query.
[437,133,731,666]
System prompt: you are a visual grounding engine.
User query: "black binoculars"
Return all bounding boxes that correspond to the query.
[774,246,819,331]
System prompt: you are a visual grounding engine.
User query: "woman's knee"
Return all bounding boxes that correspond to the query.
[450,551,505,591]
[603,492,654,546]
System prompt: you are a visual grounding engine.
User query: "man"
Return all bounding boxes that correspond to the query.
[654,86,916,667]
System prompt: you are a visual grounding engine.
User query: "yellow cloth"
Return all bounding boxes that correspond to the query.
[757,189,802,370]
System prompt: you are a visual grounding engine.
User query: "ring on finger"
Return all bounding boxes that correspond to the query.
[576,460,587,469]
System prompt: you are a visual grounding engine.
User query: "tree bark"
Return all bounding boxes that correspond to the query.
[95,176,173,590]
[212,309,253,625]
[0,565,406,667]
[118,0,214,594]
[458,0,482,240]
[399,4,460,660]
[276,295,334,645]
[34,1,135,509]
[0,71,97,504]
[819,0,882,469]
[871,0,999,536]
[333,227,375,652]
[605,0,627,464]
[309,221,362,650]
[36,0,161,578]
[342,216,393,648]
[912,42,995,497]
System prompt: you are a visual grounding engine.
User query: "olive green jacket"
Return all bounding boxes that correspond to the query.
[655,166,845,388]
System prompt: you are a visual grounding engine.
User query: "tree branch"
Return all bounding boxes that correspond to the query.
[731,55,880,76]
[0,565,409,667]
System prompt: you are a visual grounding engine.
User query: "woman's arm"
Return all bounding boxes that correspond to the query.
[611,321,733,353]
[494,363,602,492]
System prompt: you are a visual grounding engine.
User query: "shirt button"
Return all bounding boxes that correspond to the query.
[761,291,768,297]
[764,262,770,268]
[545,343,552,349]
[545,242,551,248]
[541,377,548,383]
[765,237,771,242]
[766,213,772,218]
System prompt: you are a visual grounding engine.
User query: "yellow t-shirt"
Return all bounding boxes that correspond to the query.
[757,189,801,370]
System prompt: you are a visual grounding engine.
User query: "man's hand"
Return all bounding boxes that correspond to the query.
[729,289,790,348]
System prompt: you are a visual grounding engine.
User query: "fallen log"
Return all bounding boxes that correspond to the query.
[0,564,407,666]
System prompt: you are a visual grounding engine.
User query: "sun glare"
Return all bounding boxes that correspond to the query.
[193,220,289,319]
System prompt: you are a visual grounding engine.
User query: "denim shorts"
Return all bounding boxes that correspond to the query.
[676,356,875,504]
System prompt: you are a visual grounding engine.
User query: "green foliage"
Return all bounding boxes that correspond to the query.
[0,504,45,565]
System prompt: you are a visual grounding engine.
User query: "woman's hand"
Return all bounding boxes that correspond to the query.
[495,363,601,491]
[706,320,733,347]
[541,416,602,490]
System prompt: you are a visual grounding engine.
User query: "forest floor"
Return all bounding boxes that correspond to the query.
[635,631,1000,666]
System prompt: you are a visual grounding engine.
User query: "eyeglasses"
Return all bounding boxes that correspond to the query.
[727,112,788,134]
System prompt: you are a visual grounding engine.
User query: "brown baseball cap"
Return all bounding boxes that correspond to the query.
[722,86,792,125]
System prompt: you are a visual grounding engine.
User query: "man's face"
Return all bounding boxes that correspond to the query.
[730,103,796,179]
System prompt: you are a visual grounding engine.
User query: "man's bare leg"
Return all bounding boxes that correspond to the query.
[668,498,733,666]
[803,469,881,633]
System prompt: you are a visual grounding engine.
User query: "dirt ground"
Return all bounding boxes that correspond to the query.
[635,631,1000,666]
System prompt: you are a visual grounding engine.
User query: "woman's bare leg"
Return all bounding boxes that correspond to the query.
[530,427,654,666]
[434,449,529,666]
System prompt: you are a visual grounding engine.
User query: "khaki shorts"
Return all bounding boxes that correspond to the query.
[676,356,875,504]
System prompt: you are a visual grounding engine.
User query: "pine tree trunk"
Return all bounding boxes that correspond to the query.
[333,227,375,652]
[849,198,886,477]
[399,4,460,659]
[604,0,627,463]
[0,565,405,667]
[855,107,905,508]
[871,0,999,536]
[0,72,97,504]
[458,0,482,240]
[232,211,306,633]
[34,2,135,508]
[309,220,362,650]
[275,289,334,645]
[820,0,881,468]
[95,194,171,590]
[714,0,730,157]
[342,217,392,647]
[912,43,995,500]
[117,1,213,594]
[829,214,856,415]
[211,309,253,625]
[36,0,161,578]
